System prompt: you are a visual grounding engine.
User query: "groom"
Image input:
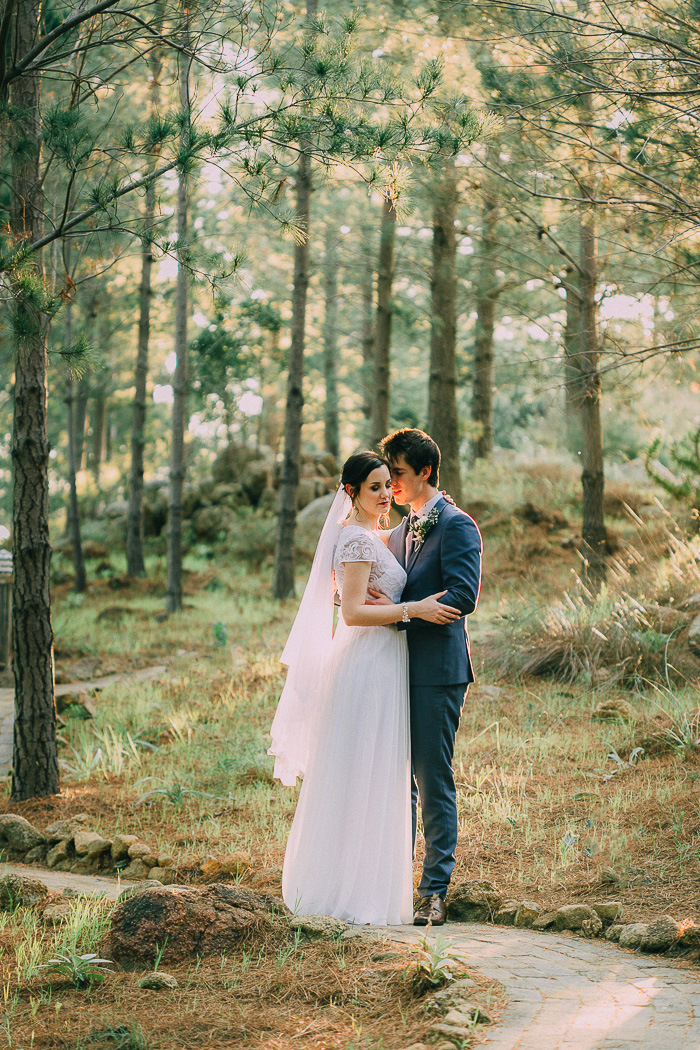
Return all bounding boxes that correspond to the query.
[378,428,482,926]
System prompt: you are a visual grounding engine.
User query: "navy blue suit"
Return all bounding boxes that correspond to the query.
[388,497,482,898]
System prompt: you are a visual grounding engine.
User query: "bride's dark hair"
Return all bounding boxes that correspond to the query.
[341,451,389,503]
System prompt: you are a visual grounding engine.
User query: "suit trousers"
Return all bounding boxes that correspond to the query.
[410,682,467,899]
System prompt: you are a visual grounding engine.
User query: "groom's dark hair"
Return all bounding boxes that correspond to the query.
[380,429,440,486]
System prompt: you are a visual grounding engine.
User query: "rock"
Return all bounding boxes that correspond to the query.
[211,444,261,485]
[117,880,164,902]
[605,925,623,942]
[290,914,349,941]
[645,606,691,634]
[423,978,477,1014]
[679,925,700,949]
[447,879,502,922]
[250,867,283,894]
[592,697,636,723]
[53,859,73,872]
[555,904,595,931]
[71,856,100,875]
[220,851,252,876]
[111,833,139,861]
[74,830,112,857]
[122,859,152,879]
[240,461,271,504]
[618,923,648,949]
[0,874,49,910]
[23,845,46,864]
[429,1023,475,1043]
[514,902,542,928]
[157,853,176,868]
[55,691,97,718]
[43,902,72,924]
[148,866,178,885]
[493,901,519,926]
[47,840,71,868]
[66,656,100,680]
[111,884,285,963]
[0,814,45,852]
[581,914,603,938]
[688,614,700,656]
[532,910,558,931]
[128,842,157,864]
[137,972,179,991]
[191,505,236,541]
[295,493,335,553]
[474,684,503,699]
[443,1008,471,1026]
[593,902,622,925]
[678,594,700,613]
[200,855,222,879]
[641,916,682,953]
[45,814,89,843]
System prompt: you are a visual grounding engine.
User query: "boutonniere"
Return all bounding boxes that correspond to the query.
[409,507,441,548]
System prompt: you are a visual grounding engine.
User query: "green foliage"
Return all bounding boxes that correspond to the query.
[406,932,463,994]
[39,950,113,989]
[645,426,700,510]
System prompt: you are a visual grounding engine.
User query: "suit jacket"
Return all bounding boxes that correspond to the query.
[388,497,482,686]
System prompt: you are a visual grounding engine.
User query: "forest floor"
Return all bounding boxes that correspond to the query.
[1,457,700,1047]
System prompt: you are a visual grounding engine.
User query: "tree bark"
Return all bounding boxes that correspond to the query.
[360,240,375,443]
[471,194,498,463]
[74,375,89,469]
[272,147,312,599]
[10,0,59,800]
[427,160,462,504]
[322,226,340,461]
[562,266,583,456]
[272,0,318,600]
[371,197,396,447]
[64,300,86,593]
[90,391,106,480]
[127,30,162,577]
[578,199,607,592]
[166,13,191,614]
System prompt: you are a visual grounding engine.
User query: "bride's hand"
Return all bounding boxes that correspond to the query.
[413,591,461,625]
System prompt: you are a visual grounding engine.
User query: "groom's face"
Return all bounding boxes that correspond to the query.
[389,456,427,507]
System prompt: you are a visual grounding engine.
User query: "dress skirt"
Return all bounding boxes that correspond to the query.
[282,619,413,925]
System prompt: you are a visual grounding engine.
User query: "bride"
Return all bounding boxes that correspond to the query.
[269,451,460,925]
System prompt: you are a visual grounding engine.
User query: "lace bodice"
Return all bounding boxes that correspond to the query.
[333,524,407,604]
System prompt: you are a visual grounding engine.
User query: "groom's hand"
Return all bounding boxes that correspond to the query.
[366,587,392,606]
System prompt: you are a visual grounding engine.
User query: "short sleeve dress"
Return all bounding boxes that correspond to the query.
[281,524,413,925]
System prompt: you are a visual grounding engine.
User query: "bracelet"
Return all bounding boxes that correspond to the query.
[401,603,410,623]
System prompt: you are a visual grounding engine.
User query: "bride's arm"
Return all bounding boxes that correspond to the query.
[340,561,460,627]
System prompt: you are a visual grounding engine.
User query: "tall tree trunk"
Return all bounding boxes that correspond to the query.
[90,391,106,480]
[322,226,340,461]
[64,300,86,593]
[360,234,375,444]
[10,0,59,800]
[578,199,607,592]
[127,31,162,577]
[562,266,583,456]
[75,375,89,469]
[427,160,462,504]
[371,197,396,447]
[273,149,312,599]
[471,194,498,463]
[166,12,191,614]
[272,0,318,600]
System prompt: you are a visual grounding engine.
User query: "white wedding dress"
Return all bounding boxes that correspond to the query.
[281,524,414,925]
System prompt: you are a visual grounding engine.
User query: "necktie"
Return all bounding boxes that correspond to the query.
[406,513,418,564]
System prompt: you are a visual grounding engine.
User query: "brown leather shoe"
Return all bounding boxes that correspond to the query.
[413,893,447,926]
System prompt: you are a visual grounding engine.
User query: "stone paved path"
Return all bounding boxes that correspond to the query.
[374,923,700,1050]
[0,665,166,776]
[3,863,700,1047]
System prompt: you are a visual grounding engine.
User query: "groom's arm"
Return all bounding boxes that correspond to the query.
[438,515,482,617]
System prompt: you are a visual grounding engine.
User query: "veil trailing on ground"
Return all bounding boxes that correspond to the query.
[268,484,351,786]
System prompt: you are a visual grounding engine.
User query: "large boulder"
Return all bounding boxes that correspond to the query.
[619,923,648,950]
[212,444,262,485]
[555,904,596,931]
[190,505,236,541]
[110,883,286,963]
[688,614,700,656]
[0,814,45,853]
[239,461,271,504]
[0,873,49,910]
[641,917,682,953]
[447,879,503,922]
[295,493,336,556]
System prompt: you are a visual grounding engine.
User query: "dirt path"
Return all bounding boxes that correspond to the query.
[0,862,134,900]
[0,665,167,776]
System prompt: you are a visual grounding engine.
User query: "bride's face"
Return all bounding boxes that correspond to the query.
[355,465,393,520]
